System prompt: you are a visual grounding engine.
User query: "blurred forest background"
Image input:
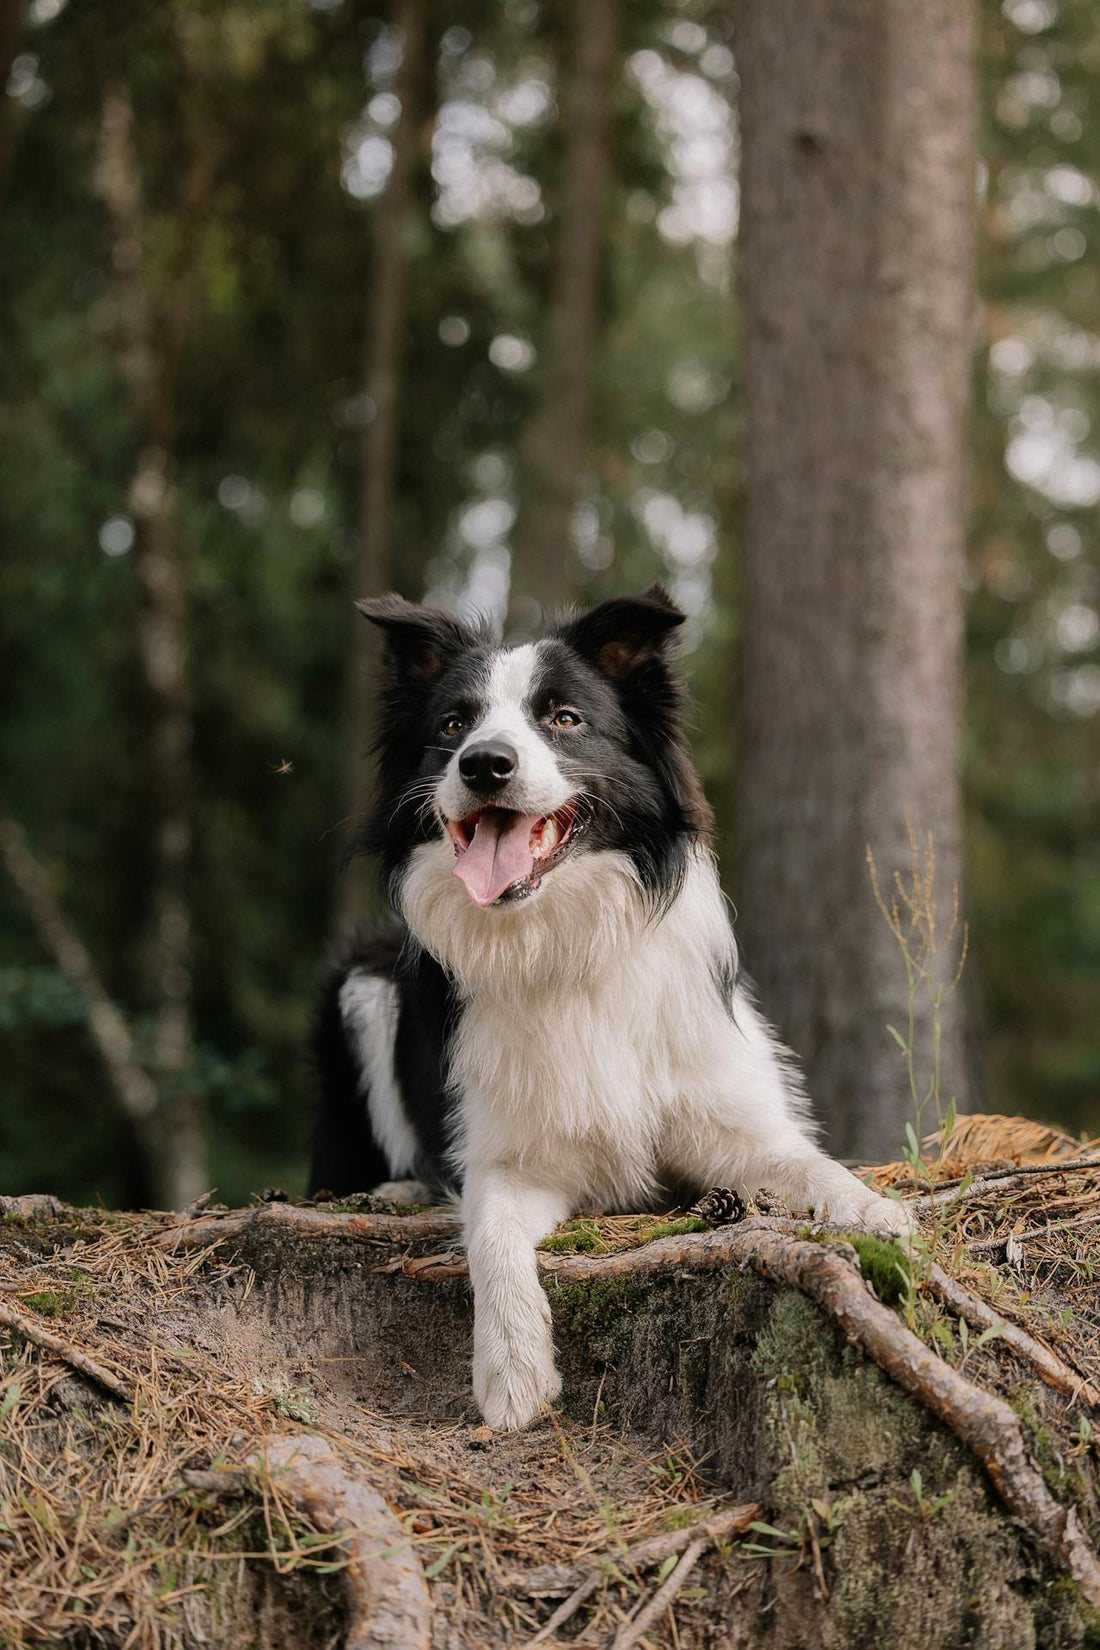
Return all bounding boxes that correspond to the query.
[0,0,1098,1208]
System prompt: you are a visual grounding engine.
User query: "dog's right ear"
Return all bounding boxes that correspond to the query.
[356,595,479,687]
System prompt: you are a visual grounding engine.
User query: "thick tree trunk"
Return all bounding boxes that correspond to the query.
[734,0,975,1160]
[340,0,426,928]
[94,81,214,1207]
[512,0,618,617]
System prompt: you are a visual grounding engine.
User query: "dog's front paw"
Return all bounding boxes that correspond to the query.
[822,1186,916,1240]
[473,1329,561,1431]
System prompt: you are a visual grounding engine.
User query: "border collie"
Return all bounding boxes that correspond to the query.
[312,587,910,1430]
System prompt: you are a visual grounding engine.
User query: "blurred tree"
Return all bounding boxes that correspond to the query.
[340,0,429,926]
[512,0,619,611]
[734,0,976,1159]
[90,45,223,1206]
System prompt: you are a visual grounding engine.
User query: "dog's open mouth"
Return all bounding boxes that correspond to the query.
[443,802,582,907]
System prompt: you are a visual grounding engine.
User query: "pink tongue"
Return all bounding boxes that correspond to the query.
[453,808,541,907]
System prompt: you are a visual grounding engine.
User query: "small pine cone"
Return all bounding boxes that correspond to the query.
[691,1186,746,1226]
[258,1186,290,1204]
[754,1187,777,1215]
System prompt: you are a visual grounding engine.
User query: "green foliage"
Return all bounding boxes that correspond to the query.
[0,0,1096,1209]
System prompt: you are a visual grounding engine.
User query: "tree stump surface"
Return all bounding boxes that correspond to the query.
[2,1181,1100,1648]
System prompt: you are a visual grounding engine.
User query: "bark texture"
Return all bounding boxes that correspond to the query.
[341,0,427,926]
[512,0,619,615]
[734,0,975,1158]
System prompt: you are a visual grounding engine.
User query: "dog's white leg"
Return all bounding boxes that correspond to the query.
[463,1168,571,1431]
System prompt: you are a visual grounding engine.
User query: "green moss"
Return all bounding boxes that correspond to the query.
[637,1216,709,1242]
[839,1232,912,1307]
[538,1215,709,1255]
[20,1288,80,1318]
[546,1273,660,1362]
[539,1227,599,1253]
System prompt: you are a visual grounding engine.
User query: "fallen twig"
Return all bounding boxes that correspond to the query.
[968,1209,1100,1257]
[913,1156,1100,1213]
[405,1223,1100,1604]
[508,1501,758,1598]
[0,1299,134,1403]
[610,1535,708,1650]
[926,1264,1100,1410]
[255,1434,432,1650]
[156,1202,459,1251]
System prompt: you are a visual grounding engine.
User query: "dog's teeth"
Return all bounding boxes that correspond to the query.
[532,817,560,859]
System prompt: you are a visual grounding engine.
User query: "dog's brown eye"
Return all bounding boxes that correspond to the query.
[441,714,467,738]
[551,708,582,729]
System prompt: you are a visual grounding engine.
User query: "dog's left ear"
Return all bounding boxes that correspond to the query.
[555,585,685,682]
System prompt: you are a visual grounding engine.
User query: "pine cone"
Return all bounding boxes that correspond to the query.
[691,1186,746,1226]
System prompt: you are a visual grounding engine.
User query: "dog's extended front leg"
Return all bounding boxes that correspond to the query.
[463,1167,571,1431]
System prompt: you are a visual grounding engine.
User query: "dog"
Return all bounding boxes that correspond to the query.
[311,586,911,1430]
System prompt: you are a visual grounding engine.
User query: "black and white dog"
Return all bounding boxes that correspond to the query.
[312,587,909,1430]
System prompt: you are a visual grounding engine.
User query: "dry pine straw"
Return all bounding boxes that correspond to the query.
[0,1210,746,1649]
[6,1113,1100,1645]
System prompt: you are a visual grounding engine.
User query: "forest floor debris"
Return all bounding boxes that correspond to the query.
[3,1113,1100,1646]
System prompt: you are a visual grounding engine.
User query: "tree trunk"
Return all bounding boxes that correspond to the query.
[94,79,214,1208]
[734,0,975,1160]
[339,0,426,929]
[512,0,619,618]
[0,0,22,188]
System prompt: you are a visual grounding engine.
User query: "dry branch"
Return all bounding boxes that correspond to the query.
[254,1434,432,1650]
[508,1501,759,1598]
[968,1208,1100,1256]
[913,1155,1100,1213]
[0,817,160,1129]
[610,1535,708,1650]
[156,1202,460,1251]
[0,1299,134,1403]
[926,1264,1100,1410]
[514,1503,756,1648]
[402,1223,1100,1604]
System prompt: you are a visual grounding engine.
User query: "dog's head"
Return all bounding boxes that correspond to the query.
[359,586,711,919]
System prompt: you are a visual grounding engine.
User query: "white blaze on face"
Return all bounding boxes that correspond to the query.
[435,642,573,824]
[434,642,579,908]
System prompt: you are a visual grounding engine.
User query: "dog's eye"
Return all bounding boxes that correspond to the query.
[441,714,467,738]
[550,708,582,729]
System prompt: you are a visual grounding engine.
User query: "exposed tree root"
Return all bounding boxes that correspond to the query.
[253,1434,432,1650]
[0,1299,134,1403]
[403,1223,1100,1606]
[926,1263,1100,1410]
[156,1202,460,1251]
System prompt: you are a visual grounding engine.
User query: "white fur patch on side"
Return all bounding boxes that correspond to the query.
[338,971,418,1178]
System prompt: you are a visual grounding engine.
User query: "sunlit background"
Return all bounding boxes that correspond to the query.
[1,0,1097,1204]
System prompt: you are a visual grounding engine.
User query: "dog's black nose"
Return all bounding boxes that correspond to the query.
[459,740,518,794]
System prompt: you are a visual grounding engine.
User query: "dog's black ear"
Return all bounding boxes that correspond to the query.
[356,594,480,686]
[555,584,685,682]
